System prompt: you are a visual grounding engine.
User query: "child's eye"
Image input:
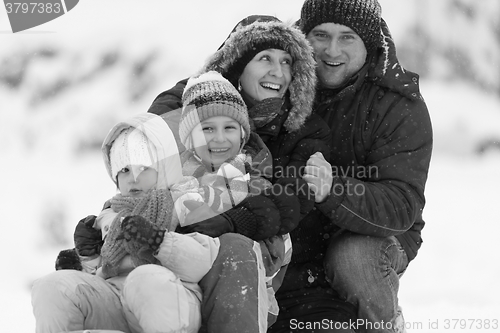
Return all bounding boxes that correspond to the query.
[202,127,214,132]
[120,167,130,173]
[282,58,292,66]
[259,55,271,61]
[225,125,237,130]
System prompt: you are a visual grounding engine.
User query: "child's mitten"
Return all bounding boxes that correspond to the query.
[119,215,165,253]
[55,248,83,271]
[74,215,103,256]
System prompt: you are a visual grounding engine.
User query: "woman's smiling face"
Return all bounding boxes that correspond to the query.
[239,48,293,101]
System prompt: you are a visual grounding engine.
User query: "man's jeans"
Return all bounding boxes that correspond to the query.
[325,232,409,333]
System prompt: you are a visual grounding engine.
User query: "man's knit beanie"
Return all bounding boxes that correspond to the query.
[109,127,158,180]
[299,0,382,53]
[179,71,251,149]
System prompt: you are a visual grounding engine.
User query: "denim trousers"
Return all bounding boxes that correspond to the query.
[324,232,409,333]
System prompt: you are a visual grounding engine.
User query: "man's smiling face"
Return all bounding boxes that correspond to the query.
[307,22,367,89]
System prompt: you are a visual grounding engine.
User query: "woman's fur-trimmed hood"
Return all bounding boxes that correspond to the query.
[200,20,317,133]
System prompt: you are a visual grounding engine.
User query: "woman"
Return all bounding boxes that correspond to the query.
[148,16,354,329]
[151,16,331,184]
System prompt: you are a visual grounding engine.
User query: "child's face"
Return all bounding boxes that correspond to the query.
[191,116,242,170]
[116,165,158,197]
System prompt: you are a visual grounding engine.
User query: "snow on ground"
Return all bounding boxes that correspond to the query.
[1,1,499,332]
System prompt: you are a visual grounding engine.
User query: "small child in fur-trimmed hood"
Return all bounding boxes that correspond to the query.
[60,113,220,333]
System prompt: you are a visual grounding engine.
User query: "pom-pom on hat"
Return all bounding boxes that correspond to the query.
[179,71,250,149]
[299,0,382,54]
[109,127,158,181]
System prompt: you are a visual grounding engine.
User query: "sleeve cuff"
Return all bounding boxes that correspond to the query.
[317,177,345,215]
[224,207,258,239]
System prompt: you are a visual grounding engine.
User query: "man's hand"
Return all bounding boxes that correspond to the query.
[74,215,103,256]
[303,152,333,203]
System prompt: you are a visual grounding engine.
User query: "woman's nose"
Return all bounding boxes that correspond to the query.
[269,61,284,77]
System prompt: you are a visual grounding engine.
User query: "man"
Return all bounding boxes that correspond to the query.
[269,0,432,332]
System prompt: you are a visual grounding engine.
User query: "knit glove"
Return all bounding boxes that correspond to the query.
[262,182,301,235]
[55,248,82,271]
[288,139,330,176]
[274,177,315,219]
[177,201,234,237]
[119,215,165,253]
[74,215,103,257]
[178,196,280,241]
[226,195,281,240]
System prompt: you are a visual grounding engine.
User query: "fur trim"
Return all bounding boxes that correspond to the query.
[200,21,317,132]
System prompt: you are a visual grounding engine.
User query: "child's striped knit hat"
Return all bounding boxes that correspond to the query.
[179,71,250,149]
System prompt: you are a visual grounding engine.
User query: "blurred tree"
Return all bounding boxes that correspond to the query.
[397,0,500,97]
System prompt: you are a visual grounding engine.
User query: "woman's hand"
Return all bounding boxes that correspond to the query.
[179,201,234,237]
[303,152,333,203]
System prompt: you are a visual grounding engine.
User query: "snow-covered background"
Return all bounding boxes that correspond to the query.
[1,0,499,332]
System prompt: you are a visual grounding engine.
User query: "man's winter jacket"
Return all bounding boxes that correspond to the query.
[278,19,433,294]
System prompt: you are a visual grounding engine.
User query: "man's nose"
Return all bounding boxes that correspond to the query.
[325,39,341,57]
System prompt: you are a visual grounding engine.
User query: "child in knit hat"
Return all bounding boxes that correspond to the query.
[175,70,293,320]
[172,70,273,226]
[65,113,220,333]
[131,71,293,321]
